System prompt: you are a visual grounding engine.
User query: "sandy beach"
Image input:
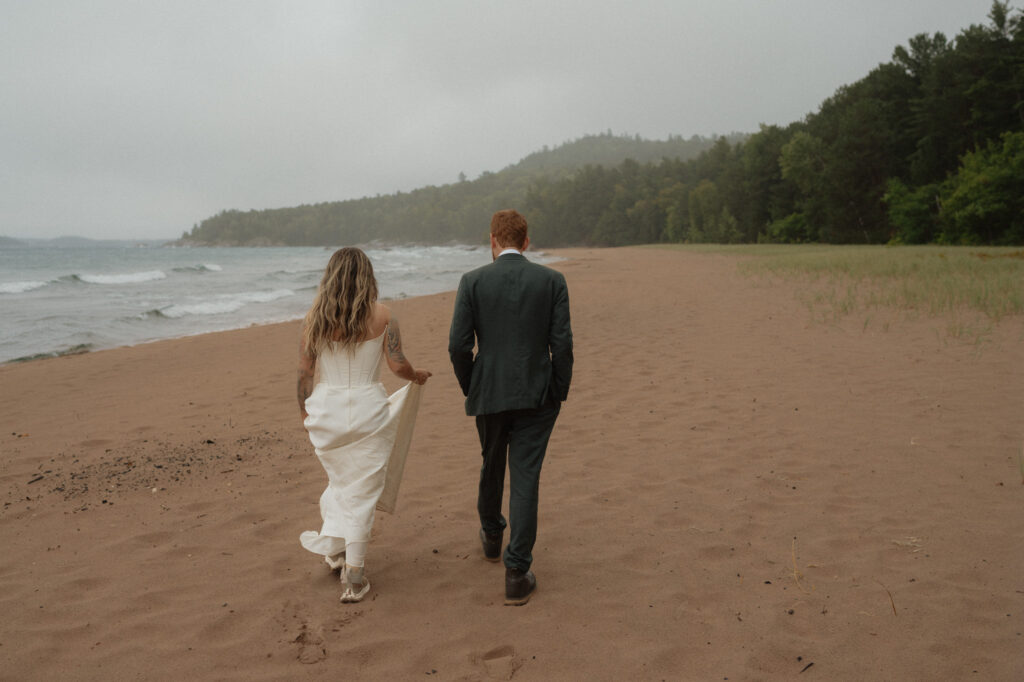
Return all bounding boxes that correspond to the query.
[1,246,1022,680]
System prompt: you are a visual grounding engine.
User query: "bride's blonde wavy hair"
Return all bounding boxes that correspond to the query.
[302,247,378,357]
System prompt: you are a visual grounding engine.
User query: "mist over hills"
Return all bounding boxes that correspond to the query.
[180,132,743,247]
[182,4,1024,248]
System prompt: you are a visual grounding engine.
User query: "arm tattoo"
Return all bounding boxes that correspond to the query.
[297,367,314,413]
[297,370,313,401]
[297,336,315,414]
[386,318,408,364]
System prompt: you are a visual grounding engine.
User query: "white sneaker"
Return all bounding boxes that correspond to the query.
[340,566,370,603]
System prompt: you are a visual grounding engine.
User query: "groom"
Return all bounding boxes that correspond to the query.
[449,209,573,605]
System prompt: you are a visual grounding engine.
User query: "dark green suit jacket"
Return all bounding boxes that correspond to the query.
[449,253,573,416]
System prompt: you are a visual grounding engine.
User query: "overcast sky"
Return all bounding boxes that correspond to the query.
[0,0,1000,239]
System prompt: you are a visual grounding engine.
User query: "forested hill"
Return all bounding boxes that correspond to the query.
[508,133,735,174]
[180,132,741,246]
[184,2,1023,248]
[522,2,1023,246]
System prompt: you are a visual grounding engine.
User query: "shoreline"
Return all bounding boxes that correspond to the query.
[2,315,310,366]
[2,246,1021,679]
[1,246,569,367]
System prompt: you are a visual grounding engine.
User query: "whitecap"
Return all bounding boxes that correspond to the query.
[160,301,243,318]
[0,280,48,294]
[235,289,294,304]
[159,289,295,318]
[78,270,167,285]
[171,264,222,273]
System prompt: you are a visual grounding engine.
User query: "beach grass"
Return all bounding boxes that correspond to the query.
[651,244,1024,332]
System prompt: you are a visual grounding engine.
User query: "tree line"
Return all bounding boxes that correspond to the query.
[525,2,1023,246]
[180,133,733,246]
[184,2,1023,248]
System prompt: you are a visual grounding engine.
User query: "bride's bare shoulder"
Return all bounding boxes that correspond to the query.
[371,303,391,336]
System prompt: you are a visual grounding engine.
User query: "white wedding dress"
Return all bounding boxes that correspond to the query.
[299,328,421,559]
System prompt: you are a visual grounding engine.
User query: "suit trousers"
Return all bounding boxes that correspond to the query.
[475,401,560,572]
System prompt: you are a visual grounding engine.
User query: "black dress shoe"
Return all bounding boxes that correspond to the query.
[480,528,502,562]
[504,568,536,606]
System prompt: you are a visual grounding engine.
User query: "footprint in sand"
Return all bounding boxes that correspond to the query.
[284,600,363,665]
[478,644,522,680]
[293,622,326,664]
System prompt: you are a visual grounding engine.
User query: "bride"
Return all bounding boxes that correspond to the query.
[296,247,431,603]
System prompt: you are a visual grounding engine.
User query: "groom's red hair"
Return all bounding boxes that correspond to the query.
[490,209,528,249]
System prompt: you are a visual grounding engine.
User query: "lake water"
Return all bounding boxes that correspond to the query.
[0,243,556,363]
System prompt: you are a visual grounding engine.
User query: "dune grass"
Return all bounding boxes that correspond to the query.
[651,244,1024,331]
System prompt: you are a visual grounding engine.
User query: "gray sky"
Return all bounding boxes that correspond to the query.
[0,0,999,239]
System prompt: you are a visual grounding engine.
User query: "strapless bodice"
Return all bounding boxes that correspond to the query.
[316,330,386,387]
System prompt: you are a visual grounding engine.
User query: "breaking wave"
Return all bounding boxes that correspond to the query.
[71,270,168,285]
[0,280,48,294]
[172,263,222,273]
[142,289,296,319]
